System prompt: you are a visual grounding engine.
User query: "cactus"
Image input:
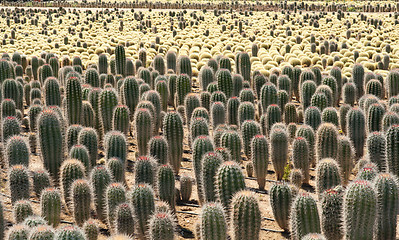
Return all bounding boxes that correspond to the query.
[112,105,130,135]
[270,182,293,232]
[115,45,126,77]
[193,136,214,204]
[129,183,155,238]
[175,74,191,106]
[13,200,33,223]
[100,89,118,136]
[55,225,85,240]
[5,135,29,167]
[239,88,255,104]
[382,111,399,132]
[366,79,383,99]
[40,188,61,227]
[230,191,261,240]
[157,165,176,211]
[343,180,377,240]
[238,52,251,82]
[9,165,30,203]
[98,54,108,75]
[352,64,365,100]
[66,76,82,125]
[78,128,98,169]
[284,103,297,124]
[199,66,214,91]
[210,101,225,128]
[316,123,338,162]
[104,130,127,164]
[29,225,55,240]
[342,82,357,106]
[148,211,175,240]
[177,55,192,78]
[250,135,269,189]
[292,137,310,185]
[167,74,177,107]
[277,75,291,98]
[156,80,168,112]
[67,125,83,152]
[180,175,193,202]
[366,132,387,173]
[106,183,126,230]
[184,93,201,126]
[232,74,243,97]
[301,80,317,110]
[346,107,366,159]
[320,187,344,240]
[114,203,134,236]
[107,157,125,183]
[60,159,85,205]
[373,173,399,240]
[367,103,385,132]
[2,116,20,143]
[163,111,184,174]
[31,167,51,197]
[201,152,223,203]
[7,225,29,240]
[290,191,321,240]
[153,55,165,76]
[82,102,95,128]
[304,106,321,131]
[90,166,112,221]
[216,161,246,209]
[121,77,139,118]
[190,117,209,144]
[200,202,227,240]
[336,136,354,185]
[270,127,289,180]
[310,92,328,112]
[226,97,240,126]
[135,156,156,186]
[290,169,303,188]
[83,219,99,240]
[264,104,282,136]
[1,99,16,118]
[216,69,233,98]
[88,88,103,137]
[166,51,176,73]
[148,136,168,165]
[260,82,277,114]
[71,179,92,226]
[238,101,255,127]
[316,158,341,197]
[220,130,242,163]
[387,70,399,98]
[321,107,338,126]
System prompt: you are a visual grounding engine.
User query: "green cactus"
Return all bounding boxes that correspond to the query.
[290,191,321,240]
[148,211,175,240]
[292,137,310,185]
[13,200,33,223]
[104,130,127,165]
[115,45,126,77]
[90,166,112,221]
[301,80,317,110]
[135,155,156,186]
[367,103,385,132]
[175,74,191,106]
[177,55,192,78]
[106,182,126,230]
[382,112,399,132]
[343,180,377,240]
[77,128,98,169]
[1,99,16,118]
[239,88,255,104]
[163,111,184,174]
[67,125,83,152]
[55,225,85,240]
[352,64,365,100]
[342,82,357,106]
[60,159,85,205]
[99,88,118,136]
[115,203,134,236]
[29,225,55,240]
[200,202,227,240]
[156,80,168,112]
[2,116,20,143]
[184,93,201,126]
[201,152,223,203]
[337,136,354,185]
[9,165,30,203]
[166,51,176,73]
[216,161,246,209]
[216,69,233,98]
[270,127,289,180]
[316,123,339,162]
[5,135,29,167]
[98,54,108,75]
[121,77,139,118]
[107,157,125,183]
[180,175,193,202]
[190,117,209,144]
[82,102,95,128]
[66,76,82,125]
[238,52,251,82]
[260,82,277,114]
[157,164,176,211]
[83,219,99,240]
[238,101,255,127]
[346,107,366,159]
[40,187,61,227]
[241,120,261,159]
[230,191,261,240]
[232,74,243,97]
[71,179,92,226]
[85,69,99,88]
[7,224,30,240]
[112,105,130,135]
[31,167,51,197]
[316,158,341,197]
[220,130,242,163]
[270,182,293,232]
[250,135,269,190]
[387,70,399,98]
[366,132,386,172]
[320,187,344,240]
[264,104,282,136]
[148,136,168,165]
[129,183,155,238]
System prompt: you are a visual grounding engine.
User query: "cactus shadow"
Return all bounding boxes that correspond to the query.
[301,183,315,193]
[176,225,195,238]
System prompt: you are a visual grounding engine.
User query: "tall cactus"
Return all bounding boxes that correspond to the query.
[270,127,288,180]
[200,202,227,240]
[346,107,366,159]
[316,123,339,162]
[163,111,184,174]
[129,183,155,238]
[40,188,61,227]
[115,45,126,77]
[270,182,293,232]
[216,161,246,209]
[251,135,269,190]
[90,166,112,221]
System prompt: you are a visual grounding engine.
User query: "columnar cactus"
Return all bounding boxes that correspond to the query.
[290,191,321,240]
[1,99,16,118]
[67,125,83,152]
[115,45,126,77]
[342,82,357,106]
[270,182,293,232]
[78,128,98,168]
[387,70,399,98]
[163,111,183,174]
[264,104,282,136]
[83,219,99,240]
[352,64,365,100]
[115,203,134,236]
[366,132,386,172]
[192,136,214,204]
[156,80,168,112]
[320,187,344,240]
[251,135,269,190]
[2,116,20,143]
[190,117,209,144]
[216,69,233,98]
[13,200,33,223]
[238,52,251,82]
[230,191,261,240]
[121,77,139,118]
[66,76,82,125]
[382,111,399,132]
[82,102,95,128]
[220,130,242,163]
[148,211,175,240]
[337,136,354,185]
[135,156,156,186]
[200,202,227,240]
[106,183,126,230]
[367,103,385,132]
[175,74,191,107]
[316,123,339,162]
[202,152,223,203]
[104,130,127,164]
[40,188,61,227]
[90,166,112,221]
[292,137,310,184]
[166,51,176,73]
[260,82,277,114]
[238,101,255,127]
[227,97,240,126]
[157,165,176,211]
[107,157,125,183]
[88,88,103,137]
[9,165,30,203]
[71,179,92,226]
[60,159,85,205]
[373,173,399,240]
[112,105,130,135]
[31,167,51,197]
[99,89,118,136]
[346,107,366,159]
[5,135,29,167]
[129,184,155,238]
[316,158,341,196]
[301,80,317,110]
[343,180,377,240]
[177,55,192,78]
[304,106,322,131]
[216,161,246,209]
[69,145,90,174]
[98,54,108,75]
[148,136,168,165]
[55,225,85,240]
[270,127,289,180]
